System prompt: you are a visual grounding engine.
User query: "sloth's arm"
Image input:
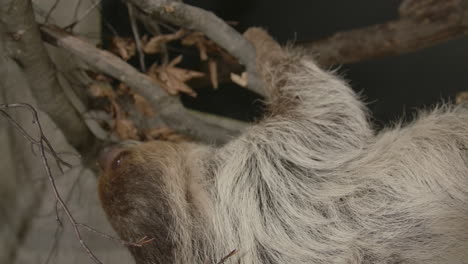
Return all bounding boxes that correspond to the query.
[229,28,372,163]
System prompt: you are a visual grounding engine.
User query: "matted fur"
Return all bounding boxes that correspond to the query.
[98,28,468,264]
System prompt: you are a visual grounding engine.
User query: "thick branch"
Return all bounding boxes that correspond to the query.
[40,25,242,144]
[0,0,94,152]
[127,0,266,96]
[302,0,468,66]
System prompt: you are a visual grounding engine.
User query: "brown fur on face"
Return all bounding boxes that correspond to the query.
[98,141,214,264]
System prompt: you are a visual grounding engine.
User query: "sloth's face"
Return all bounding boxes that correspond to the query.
[98,141,172,222]
[97,141,191,263]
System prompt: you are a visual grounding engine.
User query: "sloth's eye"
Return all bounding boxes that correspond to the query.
[111,150,130,170]
[98,147,130,172]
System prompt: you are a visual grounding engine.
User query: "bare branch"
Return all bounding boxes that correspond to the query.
[65,0,102,30]
[44,0,60,24]
[0,0,95,152]
[77,223,155,247]
[127,0,266,96]
[133,8,170,64]
[301,0,468,66]
[40,25,243,144]
[0,103,102,264]
[40,25,167,99]
[0,110,73,168]
[127,2,146,72]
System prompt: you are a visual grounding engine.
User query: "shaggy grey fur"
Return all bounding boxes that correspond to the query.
[98,29,468,264]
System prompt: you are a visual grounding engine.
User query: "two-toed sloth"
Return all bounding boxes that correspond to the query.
[98,28,468,264]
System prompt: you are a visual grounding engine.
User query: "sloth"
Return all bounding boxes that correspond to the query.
[98,28,468,264]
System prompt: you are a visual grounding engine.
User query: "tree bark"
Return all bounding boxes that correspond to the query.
[301,0,468,66]
[0,0,95,153]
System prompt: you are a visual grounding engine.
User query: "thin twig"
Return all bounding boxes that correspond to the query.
[44,223,64,264]
[133,8,170,64]
[77,223,155,247]
[0,103,102,264]
[71,0,84,24]
[0,110,73,168]
[65,0,102,30]
[127,2,146,72]
[38,167,83,219]
[44,0,60,24]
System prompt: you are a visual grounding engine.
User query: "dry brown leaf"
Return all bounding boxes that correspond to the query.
[115,83,154,116]
[88,81,144,140]
[209,59,218,89]
[181,31,204,46]
[116,82,132,96]
[182,31,238,68]
[109,100,124,120]
[144,127,190,142]
[110,36,136,60]
[133,93,155,116]
[115,119,139,140]
[456,91,468,104]
[198,42,208,61]
[88,82,115,98]
[181,32,211,61]
[93,73,114,83]
[230,72,248,87]
[148,55,204,97]
[163,4,175,13]
[143,29,186,54]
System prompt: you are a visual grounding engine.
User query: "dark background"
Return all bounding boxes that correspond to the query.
[104,0,468,127]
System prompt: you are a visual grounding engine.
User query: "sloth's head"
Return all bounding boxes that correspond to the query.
[97,141,212,263]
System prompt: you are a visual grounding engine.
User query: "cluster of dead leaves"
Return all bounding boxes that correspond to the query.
[87,74,188,141]
[143,126,190,142]
[101,28,243,142]
[147,55,203,97]
[110,37,136,61]
[180,31,238,89]
[88,79,146,140]
[143,29,186,54]
[110,29,238,96]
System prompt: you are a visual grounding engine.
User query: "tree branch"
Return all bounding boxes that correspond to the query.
[127,2,146,72]
[0,0,95,152]
[0,103,102,264]
[127,0,266,96]
[301,0,468,66]
[133,7,170,64]
[40,25,243,144]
